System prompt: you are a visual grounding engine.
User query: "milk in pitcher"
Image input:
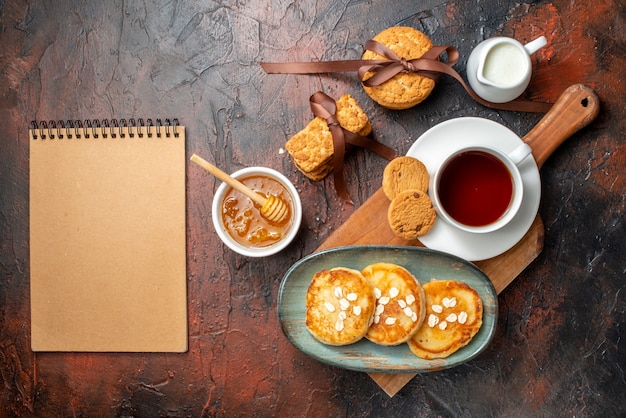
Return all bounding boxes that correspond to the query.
[481,43,527,86]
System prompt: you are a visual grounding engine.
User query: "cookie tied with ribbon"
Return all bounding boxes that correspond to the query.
[261,27,552,113]
[360,27,437,110]
[285,92,397,203]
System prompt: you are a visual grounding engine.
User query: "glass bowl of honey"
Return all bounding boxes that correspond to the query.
[211,166,302,257]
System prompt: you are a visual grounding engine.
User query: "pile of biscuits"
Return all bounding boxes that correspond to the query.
[305,263,483,359]
[285,94,372,181]
[383,156,437,239]
[361,26,437,110]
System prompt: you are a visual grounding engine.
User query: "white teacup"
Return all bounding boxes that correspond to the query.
[431,143,532,234]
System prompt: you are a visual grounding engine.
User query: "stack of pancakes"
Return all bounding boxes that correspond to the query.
[305,263,483,359]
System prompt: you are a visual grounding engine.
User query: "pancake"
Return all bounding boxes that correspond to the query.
[361,263,426,346]
[305,267,376,346]
[408,280,483,359]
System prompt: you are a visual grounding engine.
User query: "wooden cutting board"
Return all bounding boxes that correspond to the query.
[315,84,599,397]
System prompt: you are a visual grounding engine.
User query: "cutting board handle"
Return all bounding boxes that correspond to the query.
[523,84,600,169]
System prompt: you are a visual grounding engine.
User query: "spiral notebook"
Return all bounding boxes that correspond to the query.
[29,119,187,352]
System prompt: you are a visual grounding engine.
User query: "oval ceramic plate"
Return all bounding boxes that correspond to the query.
[277,245,498,373]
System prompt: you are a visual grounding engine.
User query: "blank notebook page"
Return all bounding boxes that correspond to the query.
[29,121,187,352]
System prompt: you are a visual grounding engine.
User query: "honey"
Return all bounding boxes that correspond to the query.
[221,175,294,248]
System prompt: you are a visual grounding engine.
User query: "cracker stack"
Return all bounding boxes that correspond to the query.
[285,94,372,181]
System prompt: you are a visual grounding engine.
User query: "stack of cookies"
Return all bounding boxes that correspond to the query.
[383,156,437,239]
[285,94,372,181]
[361,26,437,110]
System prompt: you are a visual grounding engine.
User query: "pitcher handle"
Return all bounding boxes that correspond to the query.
[524,36,547,55]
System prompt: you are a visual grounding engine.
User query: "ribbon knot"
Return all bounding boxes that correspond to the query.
[309,92,397,204]
[401,58,416,72]
[357,40,455,87]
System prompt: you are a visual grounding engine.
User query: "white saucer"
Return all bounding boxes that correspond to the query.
[407,117,541,261]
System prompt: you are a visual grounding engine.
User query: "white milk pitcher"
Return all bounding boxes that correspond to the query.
[466,36,547,103]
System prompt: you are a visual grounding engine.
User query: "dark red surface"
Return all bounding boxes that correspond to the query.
[1,0,624,416]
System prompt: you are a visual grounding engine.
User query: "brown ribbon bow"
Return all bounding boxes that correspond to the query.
[261,40,553,113]
[309,91,397,204]
[357,40,449,86]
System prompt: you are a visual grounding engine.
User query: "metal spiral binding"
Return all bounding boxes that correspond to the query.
[29,118,180,140]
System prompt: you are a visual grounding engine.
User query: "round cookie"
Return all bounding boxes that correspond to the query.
[305,267,376,346]
[361,263,426,346]
[361,26,436,109]
[382,156,429,200]
[388,189,436,239]
[408,280,483,359]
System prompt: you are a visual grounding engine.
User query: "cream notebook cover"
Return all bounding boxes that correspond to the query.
[29,119,187,352]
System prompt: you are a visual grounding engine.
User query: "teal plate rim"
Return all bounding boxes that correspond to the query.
[277,245,498,374]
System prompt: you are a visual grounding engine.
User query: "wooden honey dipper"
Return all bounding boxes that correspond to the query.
[190,154,290,224]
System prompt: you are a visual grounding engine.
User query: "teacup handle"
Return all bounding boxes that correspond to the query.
[508,143,532,165]
[523,84,600,169]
